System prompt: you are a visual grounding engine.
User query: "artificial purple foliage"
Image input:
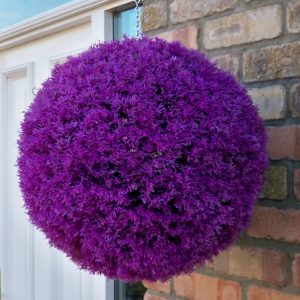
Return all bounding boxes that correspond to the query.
[18,37,268,282]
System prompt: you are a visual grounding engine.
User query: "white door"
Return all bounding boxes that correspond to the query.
[0,61,107,300]
[1,66,34,300]
[0,1,133,299]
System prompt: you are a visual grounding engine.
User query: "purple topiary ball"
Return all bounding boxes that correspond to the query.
[18,37,268,282]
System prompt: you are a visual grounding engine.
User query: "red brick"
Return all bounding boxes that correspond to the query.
[243,42,300,82]
[218,279,241,300]
[143,280,171,294]
[144,292,168,300]
[290,83,300,117]
[294,169,300,201]
[157,26,198,49]
[248,85,286,120]
[207,246,287,286]
[248,285,300,300]
[203,5,282,49]
[206,250,230,273]
[211,53,239,77]
[228,247,263,280]
[260,166,287,200]
[263,250,288,286]
[169,0,237,24]
[288,0,300,33]
[248,206,300,243]
[174,273,201,299]
[174,273,241,300]
[141,1,167,32]
[267,126,300,160]
[292,254,300,289]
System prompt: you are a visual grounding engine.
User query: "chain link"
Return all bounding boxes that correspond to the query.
[134,0,142,38]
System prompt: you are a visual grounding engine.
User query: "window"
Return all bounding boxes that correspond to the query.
[0,0,74,30]
[114,281,146,300]
[113,6,142,40]
[112,4,146,300]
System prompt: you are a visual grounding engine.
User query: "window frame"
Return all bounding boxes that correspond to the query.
[111,3,146,300]
[113,5,142,41]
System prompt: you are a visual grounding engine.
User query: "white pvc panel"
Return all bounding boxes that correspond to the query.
[2,70,34,300]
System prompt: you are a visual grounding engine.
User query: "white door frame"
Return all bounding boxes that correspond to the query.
[0,61,116,300]
[0,62,34,300]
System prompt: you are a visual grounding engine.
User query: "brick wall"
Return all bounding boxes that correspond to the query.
[141,0,300,299]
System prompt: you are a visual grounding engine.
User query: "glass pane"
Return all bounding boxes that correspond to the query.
[113,6,142,40]
[114,281,146,300]
[0,0,74,30]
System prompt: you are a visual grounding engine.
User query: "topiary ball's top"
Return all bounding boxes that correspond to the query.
[18,37,267,282]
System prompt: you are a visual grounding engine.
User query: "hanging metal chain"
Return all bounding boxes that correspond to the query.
[134,0,142,38]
